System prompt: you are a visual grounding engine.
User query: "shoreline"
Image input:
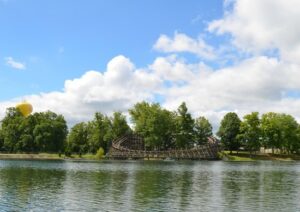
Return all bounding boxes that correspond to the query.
[0,152,300,162]
[221,151,300,162]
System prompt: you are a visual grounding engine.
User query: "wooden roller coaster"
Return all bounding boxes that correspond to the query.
[108,134,221,160]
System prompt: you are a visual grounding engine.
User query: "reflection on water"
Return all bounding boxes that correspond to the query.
[0,160,300,211]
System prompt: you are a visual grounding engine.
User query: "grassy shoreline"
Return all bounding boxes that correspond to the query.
[220,151,300,161]
[0,153,98,160]
[1,152,300,162]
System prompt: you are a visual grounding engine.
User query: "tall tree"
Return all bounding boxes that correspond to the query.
[261,112,299,153]
[67,122,89,153]
[87,112,112,153]
[217,112,241,153]
[175,102,194,148]
[261,112,282,153]
[129,101,175,150]
[0,108,67,153]
[111,112,131,140]
[194,116,212,145]
[33,111,68,152]
[1,107,25,152]
[278,114,298,154]
[239,112,261,154]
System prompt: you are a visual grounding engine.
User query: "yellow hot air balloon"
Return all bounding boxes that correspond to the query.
[16,101,33,117]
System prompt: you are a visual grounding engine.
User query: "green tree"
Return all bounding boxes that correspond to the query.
[194,116,212,145]
[278,114,299,154]
[111,112,131,140]
[239,112,261,154]
[67,122,89,154]
[261,112,282,153]
[217,112,241,153]
[261,112,299,154]
[175,102,194,148]
[129,101,175,150]
[0,108,67,153]
[0,129,4,151]
[87,112,112,153]
[33,111,67,152]
[1,107,24,152]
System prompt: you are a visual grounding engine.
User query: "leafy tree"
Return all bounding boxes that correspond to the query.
[278,114,298,154]
[0,108,67,153]
[111,112,131,140]
[33,111,67,152]
[239,112,261,154]
[87,112,113,153]
[1,107,24,152]
[67,122,89,154]
[0,129,4,151]
[261,112,299,154]
[217,112,241,153]
[129,101,175,150]
[175,102,195,148]
[194,116,212,145]
[261,112,282,153]
[295,125,300,154]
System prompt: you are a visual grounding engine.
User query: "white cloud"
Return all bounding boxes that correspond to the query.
[0,55,161,126]
[208,0,300,62]
[161,56,300,129]
[2,0,300,131]
[5,57,26,70]
[153,33,215,60]
[2,54,300,130]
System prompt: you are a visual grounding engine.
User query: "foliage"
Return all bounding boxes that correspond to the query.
[67,111,131,154]
[175,102,195,148]
[2,101,300,156]
[260,112,299,153]
[239,112,261,153]
[129,101,175,150]
[217,112,241,153]
[194,116,213,145]
[0,108,67,153]
[111,112,131,139]
[67,122,89,154]
[95,147,105,159]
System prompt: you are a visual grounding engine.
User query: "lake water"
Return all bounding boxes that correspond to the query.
[0,160,299,211]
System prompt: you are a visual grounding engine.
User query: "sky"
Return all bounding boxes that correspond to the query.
[1,0,300,130]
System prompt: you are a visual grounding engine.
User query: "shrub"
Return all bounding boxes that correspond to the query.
[95,147,105,160]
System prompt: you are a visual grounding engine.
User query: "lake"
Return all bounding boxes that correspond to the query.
[0,160,299,211]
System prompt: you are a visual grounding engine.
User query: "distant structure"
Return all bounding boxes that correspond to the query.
[16,101,33,117]
[108,134,221,160]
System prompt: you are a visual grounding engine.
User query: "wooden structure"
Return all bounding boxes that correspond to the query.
[108,134,221,160]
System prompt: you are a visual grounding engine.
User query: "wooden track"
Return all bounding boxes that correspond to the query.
[108,134,221,160]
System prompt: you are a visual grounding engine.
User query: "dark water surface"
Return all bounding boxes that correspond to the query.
[0,160,299,211]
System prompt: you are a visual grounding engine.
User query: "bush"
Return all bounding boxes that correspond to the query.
[65,148,72,157]
[95,147,105,160]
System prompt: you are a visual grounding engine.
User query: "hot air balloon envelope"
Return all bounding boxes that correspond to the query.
[16,102,33,117]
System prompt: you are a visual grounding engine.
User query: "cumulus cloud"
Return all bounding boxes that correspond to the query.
[153,33,215,60]
[1,53,300,130]
[0,55,161,126]
[2,0,300,131]
[162,56,300,123]
[5,57,26,70]
[208,0,300,62]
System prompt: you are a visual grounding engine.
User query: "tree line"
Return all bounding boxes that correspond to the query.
[218,112,300,154]
[0,102,300,155]
[66,102,212,155]
[0,108,67,153]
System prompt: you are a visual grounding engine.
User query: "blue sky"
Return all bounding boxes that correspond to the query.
[1,0,300,128]
[0,0,223,100]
